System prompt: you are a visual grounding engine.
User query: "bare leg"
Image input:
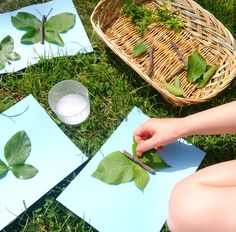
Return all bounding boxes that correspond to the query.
[167,160,236,232]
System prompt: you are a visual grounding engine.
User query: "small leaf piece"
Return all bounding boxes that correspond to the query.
[140,149,171,171]
[21,29,40,44]
[10,164,38,179]
[164,80,184,97]
[133,41,148,58]
[198,65,218,88]
[187,49,206,83]
[133,165,150,191]
[4,130,31,166]
[45,13,76,33]
[92,151,135,184]
[0,159,8,176]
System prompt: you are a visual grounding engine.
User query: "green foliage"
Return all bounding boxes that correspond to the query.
[155,2,185,32]
[132,41,148,57]
[0,35,20,70]
[0,130,38,179]
[123,0,153,35]
[11,12,76,46]
[164,76,185,97]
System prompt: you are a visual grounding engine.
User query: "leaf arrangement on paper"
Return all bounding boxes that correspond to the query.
[0,130,38,180]
[11,11,76,46]
[0,35,20,70]
[92,138,171,191]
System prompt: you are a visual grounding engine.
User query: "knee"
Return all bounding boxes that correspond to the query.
[167,178,202,232]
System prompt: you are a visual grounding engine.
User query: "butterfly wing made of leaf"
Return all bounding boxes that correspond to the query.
[10,163,38,179]
[44,31,64,46]
[133,165,150,191]
[0,55,6,70]
[92,151,135,185]
[0,159,8,176]
[0,36,14,54]
[21,29,41,44]
[4,130,31,166]
[6,52,21,61]
[45,13,76,33]
[11,12,41,30]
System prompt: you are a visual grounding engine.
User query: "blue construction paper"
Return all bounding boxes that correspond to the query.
[0,0,93,74]
[0,95,87,230]
[57,107,205,232]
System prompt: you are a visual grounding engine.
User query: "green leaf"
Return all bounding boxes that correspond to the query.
[92,151,135,184]
[6,52,21,61]
[0,35,14,54]
[164,81,184,97]
[132,41,147,57]
[0,55,6,70]
[198,64,218,88]
[0,159,8,177]
[45,30,64,46]
[45,13,76,33]
[133,165,150,191]
[4,130,31,166]
[187,49,206,83]
[10,164,38,179]
[140,149,171,171]
[132,137,138,157]
[21,29,40,44]
[11,12,41,30]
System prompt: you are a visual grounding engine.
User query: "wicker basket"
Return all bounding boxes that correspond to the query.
[91,0,236,106]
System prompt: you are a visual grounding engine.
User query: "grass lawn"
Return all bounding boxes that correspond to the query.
[0,0,235,231]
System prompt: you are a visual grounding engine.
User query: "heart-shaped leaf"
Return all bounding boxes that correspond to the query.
[187,49,206,83]
[92,151,135,184]
[0,159,8,177]
[10,163,38,179]
[4,130,31,166]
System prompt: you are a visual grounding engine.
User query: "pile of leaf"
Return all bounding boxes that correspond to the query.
[164,49,218,97]
[123,0,184,35]
[0,130,38,180]
[92,139,171,191]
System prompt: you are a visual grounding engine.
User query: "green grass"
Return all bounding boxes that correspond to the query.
[0,0,236,231]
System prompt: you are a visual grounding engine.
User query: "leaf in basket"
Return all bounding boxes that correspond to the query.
[198,65,218,88]
[164,76,184,97]
[187,49,206,83]
[132,41,147,58]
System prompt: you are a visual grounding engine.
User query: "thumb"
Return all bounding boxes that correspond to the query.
[136,136,157,156]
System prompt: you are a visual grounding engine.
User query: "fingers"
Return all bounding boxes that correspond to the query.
[136,136,157,157]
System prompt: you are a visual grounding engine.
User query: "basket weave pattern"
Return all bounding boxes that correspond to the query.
[91,0,236,106]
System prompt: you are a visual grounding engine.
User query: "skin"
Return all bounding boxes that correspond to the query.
[133,101,236,232]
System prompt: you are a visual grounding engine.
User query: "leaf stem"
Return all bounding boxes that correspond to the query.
[147,45,154,76]
[122,150,156,175]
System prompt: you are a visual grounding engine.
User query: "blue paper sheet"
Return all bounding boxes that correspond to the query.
[0,95,87,230]
[57,107,205,232]
[0,0,93,74]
